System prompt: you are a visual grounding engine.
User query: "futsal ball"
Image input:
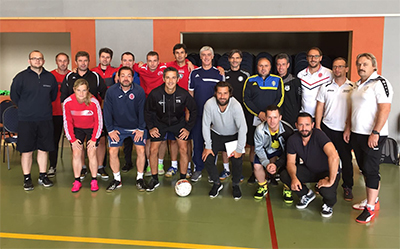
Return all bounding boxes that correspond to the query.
[175,179,192,197]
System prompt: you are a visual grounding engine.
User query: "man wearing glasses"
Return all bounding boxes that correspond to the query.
[11,50,58,191]
[297,47,332,117]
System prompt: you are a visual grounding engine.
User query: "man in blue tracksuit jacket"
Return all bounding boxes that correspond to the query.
[103,66,147,192]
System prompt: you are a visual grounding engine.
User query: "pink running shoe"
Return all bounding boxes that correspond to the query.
[71,180,82,193]
[91,179,99,192]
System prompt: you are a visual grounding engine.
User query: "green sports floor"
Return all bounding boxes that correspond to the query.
[0,143,399,249]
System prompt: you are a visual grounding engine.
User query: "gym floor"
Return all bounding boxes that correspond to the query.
[0,143,399,249]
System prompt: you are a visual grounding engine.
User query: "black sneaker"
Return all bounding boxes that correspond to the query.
[136,178,147,192]
[356,206,375,223]
[121,164,133,173]
[23,178,34,191]
[321,204,333,217]
[106,179,122,192]
[80,168,88,180]
[232,185,242,200]
[254,184,268,200]
[296,190,316,209]
[343,186,353,201]
[247,173,256,184]
[209,183,223,198]
[97,167,109,180]
[270,176,279,186]
[38,176,54,187]
[146,178,160,192]
[47,167,56,178]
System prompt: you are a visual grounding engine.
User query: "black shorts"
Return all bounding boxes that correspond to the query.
[17,120,54,153]
[74,128,100,147]
[150,121,188,142]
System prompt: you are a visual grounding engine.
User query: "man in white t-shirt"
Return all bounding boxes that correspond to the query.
[297,47,332,117]
[344,53,393,224]
[315,57,355,201]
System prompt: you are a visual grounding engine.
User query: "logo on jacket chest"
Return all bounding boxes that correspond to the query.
[129,93,135,100]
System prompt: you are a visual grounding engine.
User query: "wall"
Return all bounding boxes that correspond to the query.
[0,33,70,89]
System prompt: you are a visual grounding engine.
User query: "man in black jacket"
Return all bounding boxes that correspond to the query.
[10,50,58,191]
[144,67,197,191]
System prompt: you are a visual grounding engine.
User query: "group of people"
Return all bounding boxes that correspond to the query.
[10,43,392,224]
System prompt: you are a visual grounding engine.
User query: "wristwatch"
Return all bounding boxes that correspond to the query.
[371,130,380,135]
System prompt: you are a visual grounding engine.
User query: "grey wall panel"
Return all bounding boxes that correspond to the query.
[382,16,400,139]
[95,20,153,67]
[1,0,399,17]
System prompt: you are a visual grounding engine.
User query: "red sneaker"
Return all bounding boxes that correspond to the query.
[91,180,99,192]
[71,181,82,193]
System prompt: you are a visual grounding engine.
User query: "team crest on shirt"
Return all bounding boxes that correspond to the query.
[272,81,276,86]
[179,73,183,79]
[318,73,322,77]
[238,76,244,82]
[157,71,163,76]
[285,85,290,91]
[129,93,135,100]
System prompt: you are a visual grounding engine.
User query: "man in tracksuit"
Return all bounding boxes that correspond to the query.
[145,67,197,191]
[253,105,294,202]
[103,66,147,192]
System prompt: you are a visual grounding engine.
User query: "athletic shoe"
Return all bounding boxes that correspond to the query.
[343,186,353,201]
[47,167,56,178]
[136,178,146,192]
[352,198,380,211]
[71,180,82,193]
[296,190,316,209]
[158,163,165,175]
[186,168,192,179]
[269,176,279,186]
[209,183,223,198]
[38,176,54,187]
[219,169,231,180]
[191,171,202,182]
[208,176,214,183]
[240,175,245,182]
[80,168,87,180]
[283,184,293,204]
[146,178,160,192]
[356,206,375,223]
[254,184,268,200]
[232,185,242,200]
[247,173,256,184]
[106,179,122,192]
[165,167,178,178]
[321,204,333,218]
[97,168,109,180]
[144,166,152,177]
[91,180,99,192]
[23,178,34,191]
[121,163,133,173]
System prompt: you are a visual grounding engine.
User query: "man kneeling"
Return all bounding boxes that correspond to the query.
[280,113,340,217]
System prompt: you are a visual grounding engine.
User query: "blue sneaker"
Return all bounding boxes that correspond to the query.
[165,167,178,178]
[219,169,231,180]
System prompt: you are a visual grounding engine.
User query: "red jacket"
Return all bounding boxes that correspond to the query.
[91,64,117,87]
[63,94,103,143]
[133,63,167,96]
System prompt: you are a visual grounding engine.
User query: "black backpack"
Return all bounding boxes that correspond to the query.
[380,137,400,165]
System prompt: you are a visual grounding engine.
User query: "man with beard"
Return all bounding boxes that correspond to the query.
[279,113,340,217]
[297,47,332,117]
[10,50,58,190]
[103,67,147,192]
[202,81,247,199]
[144,67,197,191]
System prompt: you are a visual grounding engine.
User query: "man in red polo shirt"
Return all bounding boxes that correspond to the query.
[48,52,71,177]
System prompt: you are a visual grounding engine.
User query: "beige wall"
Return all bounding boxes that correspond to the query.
[0,33,71,90]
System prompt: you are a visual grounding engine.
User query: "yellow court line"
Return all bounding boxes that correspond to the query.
[0,232,257,249]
